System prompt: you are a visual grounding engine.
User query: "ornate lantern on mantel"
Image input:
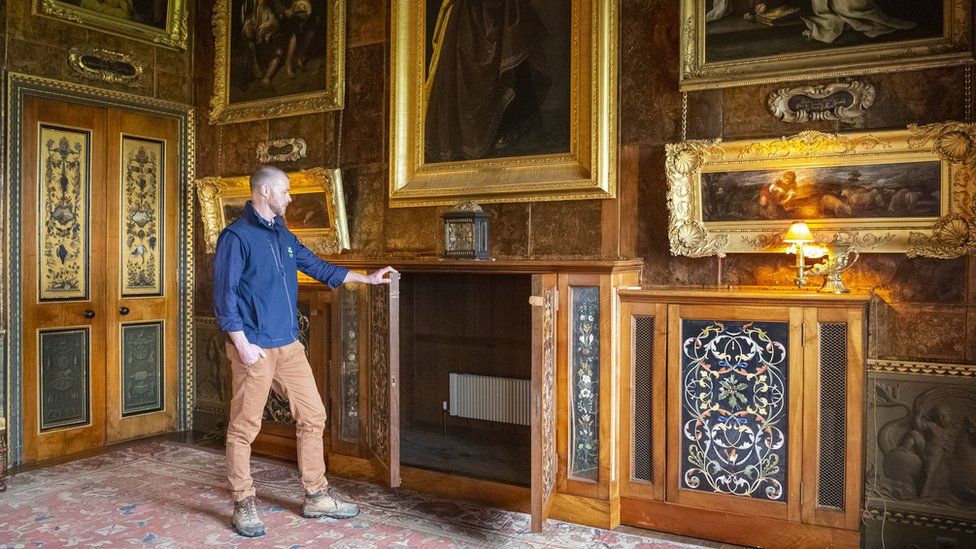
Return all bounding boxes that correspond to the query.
[441,201,490,260]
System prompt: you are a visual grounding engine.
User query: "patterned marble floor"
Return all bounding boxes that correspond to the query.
[0,440,722,548]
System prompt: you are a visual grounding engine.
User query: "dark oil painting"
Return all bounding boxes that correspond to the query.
[57,0,170,29]
[423,0,572,163]
[229,0,330,103]
[704,1,944,63]
[701,161,942,222]
[222,192,331,230]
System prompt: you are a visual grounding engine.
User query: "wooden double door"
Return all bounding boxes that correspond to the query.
[21,96,180,463]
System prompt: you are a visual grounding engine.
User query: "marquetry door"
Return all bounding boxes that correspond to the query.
[529,274,558,532]
[665,304,804,523]
[364,273,401,487]
[21,96,179,462]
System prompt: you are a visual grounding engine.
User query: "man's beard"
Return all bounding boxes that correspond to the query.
[269,197,287,217]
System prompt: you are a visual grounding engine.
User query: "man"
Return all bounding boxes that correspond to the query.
[758,170,797,219]
[214,165,395,537]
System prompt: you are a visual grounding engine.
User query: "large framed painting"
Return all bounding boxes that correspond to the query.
[34,0,187,49]
[680,0,975,90]
[209,0,345,124]
[196,168,349,255]
[389,0,618,207]
[666,122,976,258]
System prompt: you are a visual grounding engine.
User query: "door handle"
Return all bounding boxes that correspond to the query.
[119,306,130,315]
[83,309,96,319]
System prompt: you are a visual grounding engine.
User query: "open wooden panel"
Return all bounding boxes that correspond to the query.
[530,274,558,532]
[365,273,401,487]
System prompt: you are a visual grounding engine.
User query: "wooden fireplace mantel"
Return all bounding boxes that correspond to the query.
[331,257,644,275]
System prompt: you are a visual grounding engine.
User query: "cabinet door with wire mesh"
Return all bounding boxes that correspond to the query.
[619,301,667,502]
[801,307,865,531]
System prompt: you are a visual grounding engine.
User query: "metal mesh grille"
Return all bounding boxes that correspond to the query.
[633,316,655,482]
[818,323,848,511]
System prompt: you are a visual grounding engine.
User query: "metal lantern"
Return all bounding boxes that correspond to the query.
[441,201,490,260]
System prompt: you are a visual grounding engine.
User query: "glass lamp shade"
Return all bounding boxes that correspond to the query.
[783,221,815,244]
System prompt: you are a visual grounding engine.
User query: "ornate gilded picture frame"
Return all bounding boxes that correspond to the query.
[680,0,974,90]
[33,0,187,49]
[209,0,345,124]
[666,123,976,258]
[389,0,618,207]
[197,168,350,256]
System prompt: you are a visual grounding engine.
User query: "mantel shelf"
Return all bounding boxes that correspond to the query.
[618,286,874,308]
[328,257,644,275]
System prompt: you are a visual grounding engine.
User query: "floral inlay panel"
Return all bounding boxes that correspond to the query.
[121,137,164,297]
[570,286,600,480]
[680,319,790,502]
[39,126,90,301]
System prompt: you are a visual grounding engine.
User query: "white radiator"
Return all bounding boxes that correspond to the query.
[448,373,530,426]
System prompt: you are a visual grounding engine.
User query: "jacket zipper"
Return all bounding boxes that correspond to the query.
[268,231,296,337]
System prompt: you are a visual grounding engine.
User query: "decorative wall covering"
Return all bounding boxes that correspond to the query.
[121,137,164,297]
[39,126,90,301]
[680,320,789,501]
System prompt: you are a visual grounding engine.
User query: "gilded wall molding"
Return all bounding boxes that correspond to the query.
[768,81,876,124]
[68,47,144,87]
[35,0,187,49]
[868,359,976,378]
[863,508,976,533]
[666,124,976,257]
[256,138,308,163]
[209,0,344,124]
[680,0,974,90]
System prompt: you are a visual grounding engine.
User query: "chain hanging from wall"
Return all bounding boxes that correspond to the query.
[966,65,973,123]
[681,92,689,141]
[335,108,345,168]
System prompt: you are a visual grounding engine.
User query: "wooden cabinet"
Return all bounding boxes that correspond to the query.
[617,289,868,549]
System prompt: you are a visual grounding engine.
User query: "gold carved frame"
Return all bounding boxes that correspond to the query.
[197,168,350,256]
[680,0,975,90]
[34,0,187,49]
[210,0,345,124]
[666,123,976,258]
[388,0,618,207]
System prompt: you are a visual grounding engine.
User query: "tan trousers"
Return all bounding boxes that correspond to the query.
[225,340,328,501]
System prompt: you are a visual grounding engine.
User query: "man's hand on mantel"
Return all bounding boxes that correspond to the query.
[343,266,398,285]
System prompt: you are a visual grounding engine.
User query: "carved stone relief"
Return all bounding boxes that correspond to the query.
[866,370,976,532]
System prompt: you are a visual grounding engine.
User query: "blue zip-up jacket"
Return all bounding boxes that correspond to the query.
[213,201,349,348]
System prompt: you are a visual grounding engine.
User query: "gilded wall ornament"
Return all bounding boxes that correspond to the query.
[680,0,974,90]
[389,0,618,206]
[768,81,876,123]
[36,0,187,49]
[68,47,144,87]
[666,124,976,257]
[256,138,308,164]
[196,168,349,256]
[210,0,344,124]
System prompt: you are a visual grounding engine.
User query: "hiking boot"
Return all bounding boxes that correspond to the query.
[232,495,266,537]
[302,486,360,519]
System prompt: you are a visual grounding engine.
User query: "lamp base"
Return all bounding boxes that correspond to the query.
[819,272,851,294]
